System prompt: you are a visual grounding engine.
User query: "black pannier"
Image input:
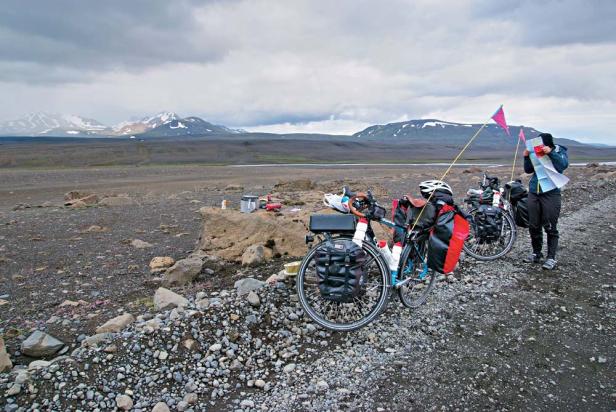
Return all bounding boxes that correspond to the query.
[514,197,529,228]
[504,180,529,228]
[314,239,367,303]
[504,180,528,203]
[474,204,503,243]
[392,197,436,243]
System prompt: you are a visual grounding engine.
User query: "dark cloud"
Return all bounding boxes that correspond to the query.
[0,0,230,81]
[473,0,616,46]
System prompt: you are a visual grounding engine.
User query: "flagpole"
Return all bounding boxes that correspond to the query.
[510,132,521,183]
[407,118,491,234]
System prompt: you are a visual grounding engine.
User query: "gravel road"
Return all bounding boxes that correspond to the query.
[1,165,614,411]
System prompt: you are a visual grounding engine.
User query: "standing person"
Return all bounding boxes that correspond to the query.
[522,133,569,270]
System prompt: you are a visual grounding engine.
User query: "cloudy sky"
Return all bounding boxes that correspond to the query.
[1,0,615,143]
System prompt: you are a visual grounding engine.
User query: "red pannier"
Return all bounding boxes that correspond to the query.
[427,204,470,274]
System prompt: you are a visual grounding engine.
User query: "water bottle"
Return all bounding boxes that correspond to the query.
[377,240,395,268]
[390,242,403,283]
[492,190,501,207]
[352,218,368,247]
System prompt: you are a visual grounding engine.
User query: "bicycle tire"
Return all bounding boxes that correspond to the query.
[397,240,437,308]
[463,209,517,261]
[296,236,390,332]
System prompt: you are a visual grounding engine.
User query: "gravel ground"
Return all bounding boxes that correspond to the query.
[0,164,615,411]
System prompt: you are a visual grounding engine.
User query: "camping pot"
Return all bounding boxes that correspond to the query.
[240,195,259,213]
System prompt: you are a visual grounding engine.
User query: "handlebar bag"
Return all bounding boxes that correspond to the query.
[474,204,503,244]
[427,205,470,274]
[314,239,367,303]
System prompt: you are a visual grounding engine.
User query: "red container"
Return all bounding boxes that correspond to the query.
[265,203,282,211]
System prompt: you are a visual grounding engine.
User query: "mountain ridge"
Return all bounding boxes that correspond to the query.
[0,113,610,148]
[0,112,243,138]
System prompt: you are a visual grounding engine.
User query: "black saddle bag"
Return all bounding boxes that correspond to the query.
[314,239,367,303]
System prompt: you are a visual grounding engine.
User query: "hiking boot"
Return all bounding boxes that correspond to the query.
[523,252,543,264]
[542,258,557,270]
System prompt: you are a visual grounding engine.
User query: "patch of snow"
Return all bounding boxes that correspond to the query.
[169,122,187,129]
[421,121,462,128]
[66,130,79,135]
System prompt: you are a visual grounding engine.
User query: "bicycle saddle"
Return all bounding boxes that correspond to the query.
[400,195,427,208]
[342,186,356,197]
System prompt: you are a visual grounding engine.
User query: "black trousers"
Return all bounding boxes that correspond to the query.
[527,190,561,259]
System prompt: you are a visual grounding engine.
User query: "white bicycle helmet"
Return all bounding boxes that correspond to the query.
[419,180,453,198]
[323,193,350,213]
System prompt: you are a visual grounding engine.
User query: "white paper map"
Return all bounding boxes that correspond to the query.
[526,137,569,192]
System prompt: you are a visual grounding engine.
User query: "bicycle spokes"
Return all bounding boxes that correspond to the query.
[300,253,387,327]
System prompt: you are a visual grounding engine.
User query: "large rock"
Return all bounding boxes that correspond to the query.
[64,191,85,201]
[131,239,153,249]
[197,207,313,262]
[64,193,98,207]
[99,195,135,206]
[163,257,203,286]
[154,287,188,310]
[247,291,261,307]
[0,336,12,372]
[152,402,171,412]
[95,313,135,334]
[241,244,266,266]
[81,332,114,348]
[235,277,265,296]
[149,256,175,273]
[20,331,64,357]
[116,394,133,410]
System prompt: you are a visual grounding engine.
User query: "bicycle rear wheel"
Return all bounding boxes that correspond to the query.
[297,237,390,331]
[463,209,517,261]
[397,240,437,308]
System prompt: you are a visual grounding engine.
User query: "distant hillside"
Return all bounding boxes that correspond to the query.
[353,119,597,148]
[140,116,241,137]
[0,113,111,137]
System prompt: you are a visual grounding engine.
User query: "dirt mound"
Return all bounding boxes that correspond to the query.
[273,179,315,192]
[197,207,320,262]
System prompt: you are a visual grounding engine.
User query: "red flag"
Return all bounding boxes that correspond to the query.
[519,127,526,142]
[491,105,510,136]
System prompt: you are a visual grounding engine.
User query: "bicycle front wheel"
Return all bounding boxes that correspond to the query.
[297,237,390,332]
[397,240,437,309]
[463,209,517,261]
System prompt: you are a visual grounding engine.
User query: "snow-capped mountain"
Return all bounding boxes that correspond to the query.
[353,118,543,147]
[0,113,110,136]
[0,111,244,138]
[113,112,181,135]
[139,116,241,137]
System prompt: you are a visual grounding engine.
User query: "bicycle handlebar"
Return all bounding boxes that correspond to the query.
[348,191,372,218]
